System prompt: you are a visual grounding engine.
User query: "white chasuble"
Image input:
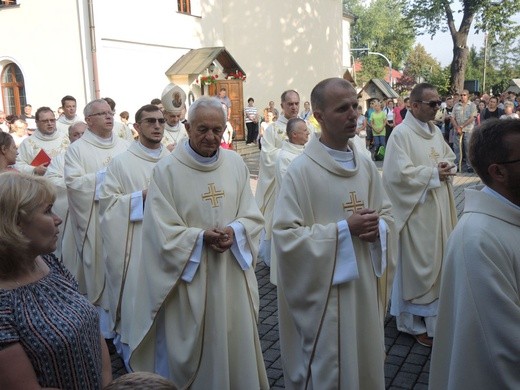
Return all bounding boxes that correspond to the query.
[45,153,85,292]
[129,140,268,390]
[273,136,395,390]
[16,129,70,174]
[383,114,457,311]
[430,188,520,390]
[99,142,169,340]
[64,130,130,309]
[161,122,188,149]
[268,140,305,285]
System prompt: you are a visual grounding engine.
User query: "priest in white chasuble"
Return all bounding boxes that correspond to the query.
[99,104,169,358]
[129,96,269,390]
[45,121,86,289]
[273,78,395,390]
[64,99,130,337]
[383,83,457,348]
[269,117,309,285]
[430,119,520,390]
[16,106,70,175]
[256,90,300,266]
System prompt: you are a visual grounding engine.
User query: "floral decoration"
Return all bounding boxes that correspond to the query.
[197,74,218,85]
[227,71,246,81]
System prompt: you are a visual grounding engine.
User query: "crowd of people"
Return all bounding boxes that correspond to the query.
[0,79,518,390]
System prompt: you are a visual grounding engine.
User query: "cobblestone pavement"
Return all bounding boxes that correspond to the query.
[111,142,482,389]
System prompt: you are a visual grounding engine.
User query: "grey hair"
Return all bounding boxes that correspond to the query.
[187,96,226,124]
[83,98,110,118]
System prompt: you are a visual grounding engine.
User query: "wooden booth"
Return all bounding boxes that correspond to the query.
[165,47,247,140]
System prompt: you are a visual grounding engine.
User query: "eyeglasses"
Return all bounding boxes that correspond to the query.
[37,119,56,123]
[139,118,166,124]
[417,100,442,108]
[88,111,115,118]
[461,94,468,96]
[496,158,520,165]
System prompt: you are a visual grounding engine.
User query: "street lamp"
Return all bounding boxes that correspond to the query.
[351,48,393,86]
[368,52,393,86]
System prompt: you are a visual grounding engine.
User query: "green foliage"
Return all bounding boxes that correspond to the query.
[403,0,520,91]
[355,55,386,86]
[345,0,415,69]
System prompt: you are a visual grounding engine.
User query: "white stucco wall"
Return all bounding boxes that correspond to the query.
[1,0,347,119]
[0,0,89,114]
[222,0,344,111]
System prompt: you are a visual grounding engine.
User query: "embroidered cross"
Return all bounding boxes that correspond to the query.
[429,147,440,163]
[202,183,225,208]
[343,191,365,214]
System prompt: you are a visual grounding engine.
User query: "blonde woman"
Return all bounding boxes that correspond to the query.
[0,173,112,389]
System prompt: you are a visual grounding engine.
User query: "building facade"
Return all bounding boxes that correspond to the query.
[1,0,350,123]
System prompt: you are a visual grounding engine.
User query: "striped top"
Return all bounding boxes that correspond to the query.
[244,106,258,123]
[0,254,102,389]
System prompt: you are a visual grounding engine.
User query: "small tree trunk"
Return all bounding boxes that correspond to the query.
[450,33,470,94]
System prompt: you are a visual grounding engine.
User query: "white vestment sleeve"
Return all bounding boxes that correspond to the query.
[94,168,107,201]
[181,231,204,283]
[229,221,253,270]
[419,167,441,204]
[369,219,388,277]
[129,191,144,222]
[333,220,360,285]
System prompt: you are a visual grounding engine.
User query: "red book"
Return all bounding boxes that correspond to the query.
[30,149,51,167]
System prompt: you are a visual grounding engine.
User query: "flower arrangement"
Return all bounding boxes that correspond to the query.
[227,71,246,81]
[197,75,218,85]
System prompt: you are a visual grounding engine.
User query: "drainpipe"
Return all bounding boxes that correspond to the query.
[87,0,100,98]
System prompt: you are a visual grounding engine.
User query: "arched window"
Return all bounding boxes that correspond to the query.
[1,63,26,116]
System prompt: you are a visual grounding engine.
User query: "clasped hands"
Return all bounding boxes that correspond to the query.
[437,161,456,181]
[347,209,380,243]
[204,227,234,253]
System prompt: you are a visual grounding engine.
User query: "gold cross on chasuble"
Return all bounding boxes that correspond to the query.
[202,183,225,208]
[343,191,365,215]
[429,147,440,163]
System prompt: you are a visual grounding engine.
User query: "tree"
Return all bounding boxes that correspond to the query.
[405,0,520,93]
[395,44,450,95]
[345,0,415,70]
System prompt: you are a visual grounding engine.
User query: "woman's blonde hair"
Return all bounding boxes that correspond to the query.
[104,372,177,390]
[0,172,56,277]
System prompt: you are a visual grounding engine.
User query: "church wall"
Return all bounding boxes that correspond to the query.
[221,0,344,114]
[0,0,89,114]
[91,0,228,117]
[1,0,348,120]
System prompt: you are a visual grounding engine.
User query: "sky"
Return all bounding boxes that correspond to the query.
[415,12,520,67]
[416,30,484,67]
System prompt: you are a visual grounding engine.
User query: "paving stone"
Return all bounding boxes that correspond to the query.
[405,353,429,366]
[389,344,411,358]
[401,363,423,375]
[385,363,400,378]
[386,354,405,367]
[263,348,280,363]
[391,371,419,388]
[417,372,430,384]
[414,383,429,390]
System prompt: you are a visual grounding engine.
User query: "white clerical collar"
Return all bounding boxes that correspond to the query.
[34,129,59,140]
[165,122,180,132]
[321,142,356,169]
[409,113,432,132]
[89,130,113,145]
[138,141,163,158]
[185,140,219,164]
[482,186,520,211]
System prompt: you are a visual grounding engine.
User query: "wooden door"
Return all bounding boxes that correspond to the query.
[216,79,244,140]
